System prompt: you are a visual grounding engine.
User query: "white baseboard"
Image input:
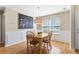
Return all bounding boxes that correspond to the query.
[5,39,26,47]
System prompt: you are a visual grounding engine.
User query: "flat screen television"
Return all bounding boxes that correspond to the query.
[18,13,33,29]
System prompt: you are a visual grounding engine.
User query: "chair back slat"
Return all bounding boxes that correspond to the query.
[42,32,52,43]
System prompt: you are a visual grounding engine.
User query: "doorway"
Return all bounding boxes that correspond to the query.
[0,7,5,47]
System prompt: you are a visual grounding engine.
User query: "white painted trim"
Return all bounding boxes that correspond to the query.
[5,39,26,47]
[52,31,71,43]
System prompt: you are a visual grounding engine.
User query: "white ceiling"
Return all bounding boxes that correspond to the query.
[0,5,70,17]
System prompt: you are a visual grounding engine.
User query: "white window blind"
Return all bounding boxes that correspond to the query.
[42,16,60,34]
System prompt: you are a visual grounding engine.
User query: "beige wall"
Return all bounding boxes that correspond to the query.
[60,11,70,31]
[4,8,34,32]
[4,8,18,32]
[41,11,70,31]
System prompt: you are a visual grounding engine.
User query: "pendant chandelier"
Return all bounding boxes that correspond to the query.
[34,7,42,23]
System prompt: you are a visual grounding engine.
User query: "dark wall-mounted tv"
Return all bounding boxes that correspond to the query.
[18,13,33,29]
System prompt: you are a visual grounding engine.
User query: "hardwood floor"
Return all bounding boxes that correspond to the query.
[0,40,76,54]
[0,43,5,47]
[51,41,75,54]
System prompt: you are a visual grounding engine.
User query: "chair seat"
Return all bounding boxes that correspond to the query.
[42,40,48,43]
[30,40,39,45]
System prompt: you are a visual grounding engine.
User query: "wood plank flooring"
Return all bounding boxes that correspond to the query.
[0,40,77,54]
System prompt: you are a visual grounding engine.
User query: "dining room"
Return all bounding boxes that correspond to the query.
[0,5,73,54]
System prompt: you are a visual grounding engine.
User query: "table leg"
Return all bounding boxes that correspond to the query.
[39,38,42,54]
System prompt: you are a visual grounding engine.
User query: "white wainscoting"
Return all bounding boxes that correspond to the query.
[52,31,71,43]
[5,30,71,47]
[5,31,27,47]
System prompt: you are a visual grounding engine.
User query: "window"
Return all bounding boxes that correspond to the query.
[42,16,60,34]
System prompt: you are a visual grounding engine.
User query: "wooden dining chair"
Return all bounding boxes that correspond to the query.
[26,31,35,36]
[26,31,40,54]
[38,32,42,37]
[42,32,52,53]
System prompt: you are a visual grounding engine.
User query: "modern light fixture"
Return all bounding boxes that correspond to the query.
[34,7,42,23]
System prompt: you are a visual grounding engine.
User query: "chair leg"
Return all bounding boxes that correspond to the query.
[35,45,36,54]
[27,46,28,54]
[27,44,30,54]
[44,43,45,51]
[27,41,29,54]
[49,42,52,50]
[47,43,49,53]
[44,43,46,53]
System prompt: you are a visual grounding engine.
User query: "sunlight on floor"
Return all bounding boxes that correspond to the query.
[49,46,61,54]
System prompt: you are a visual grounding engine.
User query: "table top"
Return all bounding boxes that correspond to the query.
[41,33,48,37]
[34,33,48,38]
